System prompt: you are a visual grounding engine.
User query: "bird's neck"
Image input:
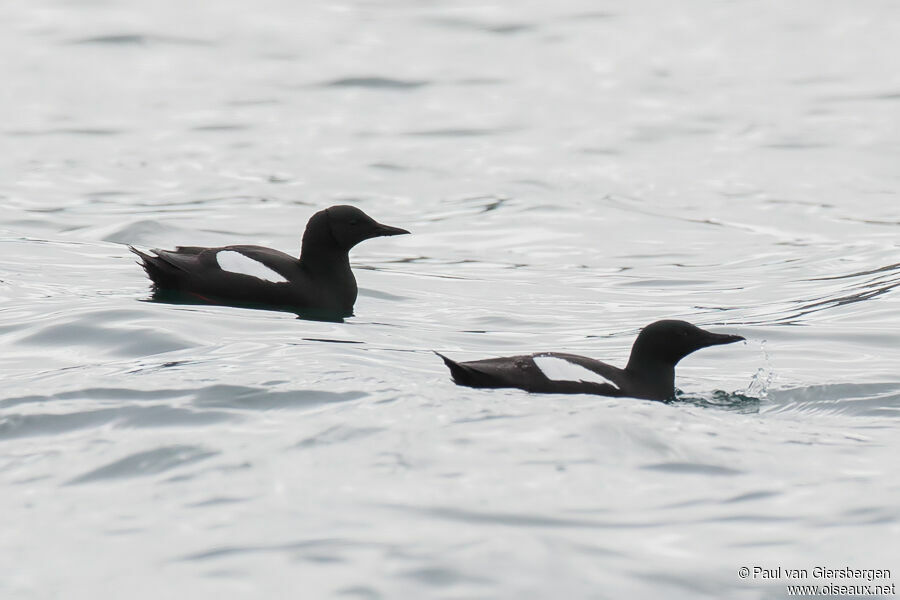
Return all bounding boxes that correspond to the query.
[299,243,352,277]
[624,354,676,400]
[298,243,357,315]
[298,219,352,274]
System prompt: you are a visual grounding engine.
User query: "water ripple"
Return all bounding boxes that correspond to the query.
[68,34,213,46]
[66,445,218,485]
[0,406,233,440]
[322,77,430,90]
[295,424,384,449]
[380,504,662,530]
[641,462,743,476]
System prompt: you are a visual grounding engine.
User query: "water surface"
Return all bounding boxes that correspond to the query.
[1,1,899,598]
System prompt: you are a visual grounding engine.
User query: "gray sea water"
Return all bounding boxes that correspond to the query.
[2,1,899,598]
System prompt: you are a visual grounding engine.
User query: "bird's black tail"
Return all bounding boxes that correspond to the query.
[434,352,496,388]
[435,352,463,380]
[129,246,178,289]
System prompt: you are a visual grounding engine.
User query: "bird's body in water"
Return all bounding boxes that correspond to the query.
[437,320,745,401]
[131,205,409,320]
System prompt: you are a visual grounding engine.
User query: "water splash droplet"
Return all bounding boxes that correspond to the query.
[745,339,773,399]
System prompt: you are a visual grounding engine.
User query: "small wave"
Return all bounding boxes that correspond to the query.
[322,77,429,90]
[68,34,213,46]
[764,383,900,418]
[190,385,367,411]
[15,316,194,358]
[424,17,536,35]
[66,445,218,485]
[190,124,252,132]
[399,566,492,587]
[672,390,762,413]
[405,127,517,137]
[641,462,743,476]
[5,128,124,137]
[379,503,661,530]
[176,538,365,562]
[0,406,233,440]
[0,386,367,439]
[295,425,384,449]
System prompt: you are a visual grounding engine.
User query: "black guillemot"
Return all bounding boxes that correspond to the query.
[437,320,744,401]
[131,205,409,319]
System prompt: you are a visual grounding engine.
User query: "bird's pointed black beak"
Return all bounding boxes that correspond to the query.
[702,331,745,347]
[374,223,410,237]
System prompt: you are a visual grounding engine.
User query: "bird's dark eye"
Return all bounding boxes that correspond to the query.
[349,219,360,226]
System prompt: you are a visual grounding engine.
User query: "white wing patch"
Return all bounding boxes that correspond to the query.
[533,355,618,388]
[215,251,288,284]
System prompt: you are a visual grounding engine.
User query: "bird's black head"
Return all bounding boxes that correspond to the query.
[303,205,410,253]
[325,205,409,250]
[627,319,745,368]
